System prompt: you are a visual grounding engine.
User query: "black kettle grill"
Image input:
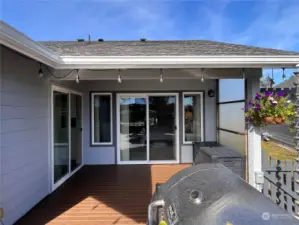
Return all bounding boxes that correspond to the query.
[148,164,298,225]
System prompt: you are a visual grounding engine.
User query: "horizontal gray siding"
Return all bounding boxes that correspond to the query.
[59,78,217,165]
[0,46,50,225]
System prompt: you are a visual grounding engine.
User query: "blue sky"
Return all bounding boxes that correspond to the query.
[2,0,299,84]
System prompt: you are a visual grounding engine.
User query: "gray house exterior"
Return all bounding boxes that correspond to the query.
[1,21,299,224]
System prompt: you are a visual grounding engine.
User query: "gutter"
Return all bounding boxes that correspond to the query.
[60,55,299,69]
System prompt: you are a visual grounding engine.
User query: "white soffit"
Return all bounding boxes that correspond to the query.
[1,21,299,69]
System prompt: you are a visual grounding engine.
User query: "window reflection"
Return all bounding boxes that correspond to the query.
[184,93,203,143]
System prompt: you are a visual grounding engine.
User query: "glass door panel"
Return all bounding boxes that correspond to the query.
[119,96,147,161]
[53,91,69,183]
[70,94,82,172]
[149,96,177,161]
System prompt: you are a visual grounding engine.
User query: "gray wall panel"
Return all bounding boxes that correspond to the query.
[1,46,50,225]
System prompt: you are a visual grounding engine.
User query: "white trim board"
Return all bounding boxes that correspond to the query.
[1,21,299,69]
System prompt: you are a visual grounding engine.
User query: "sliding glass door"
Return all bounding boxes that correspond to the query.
[149,96,177,161]
[117,93,178,164]
[119,95,147,162]
[53,90,69,183]
[70,94,82,172]
[52,86,83,190]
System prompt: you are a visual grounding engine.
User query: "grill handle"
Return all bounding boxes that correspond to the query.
[148,199,165,225]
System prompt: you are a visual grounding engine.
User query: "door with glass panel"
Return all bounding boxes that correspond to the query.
[149,95,178,162]
[117,93,178,164]
[118,95,148,163]
[52,86,83,189]
[53,90,70,183]
[70,94,82,172]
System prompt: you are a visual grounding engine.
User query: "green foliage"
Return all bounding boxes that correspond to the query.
[244,90,295,131]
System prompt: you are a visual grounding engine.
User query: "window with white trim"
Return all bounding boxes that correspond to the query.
[91,93,113,145]
[183,92,204,144]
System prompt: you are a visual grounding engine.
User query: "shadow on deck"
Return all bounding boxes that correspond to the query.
[15,164,190,225]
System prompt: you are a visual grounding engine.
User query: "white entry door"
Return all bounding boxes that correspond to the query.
[117,93,179,164]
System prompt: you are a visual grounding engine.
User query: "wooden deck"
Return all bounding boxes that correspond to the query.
[15,164,190,225]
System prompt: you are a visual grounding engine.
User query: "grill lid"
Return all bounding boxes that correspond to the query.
[158,164,298,225]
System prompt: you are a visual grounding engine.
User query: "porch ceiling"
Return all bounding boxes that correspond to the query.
[51,68,262,80]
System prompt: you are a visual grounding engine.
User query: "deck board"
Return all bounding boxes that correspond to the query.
[15,164,190,225]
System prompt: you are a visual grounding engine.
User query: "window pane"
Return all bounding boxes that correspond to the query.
[219,102,245,133]
[120,97,147,161]
[219,130,245,156]
[219,79,244,102]
[149,96,177,161]
[93,95,111,143]
[53,91,69,183]
[184,94,202,142]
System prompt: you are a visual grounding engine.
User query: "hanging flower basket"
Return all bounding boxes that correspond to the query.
[243,90,295,131]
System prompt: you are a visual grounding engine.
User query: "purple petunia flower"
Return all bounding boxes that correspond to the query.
[249,119,253,124]
[265,91,272,97]
[277,90,285,97]
[248,100,253,105]
[255,93,262,100]
[255,103,261,109]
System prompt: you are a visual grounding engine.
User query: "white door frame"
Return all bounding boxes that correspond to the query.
[116,93,179,165]
[51,85,84,191]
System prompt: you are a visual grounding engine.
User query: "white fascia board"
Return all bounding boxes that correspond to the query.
[59,55,299,69]
[0,21,63,67]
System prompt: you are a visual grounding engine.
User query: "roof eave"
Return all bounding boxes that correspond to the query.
[1,21,299,70]
[0,21,63,67]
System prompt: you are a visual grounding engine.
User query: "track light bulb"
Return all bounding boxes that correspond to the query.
[282,68,286,81]
[76,70,80,83]
[38,63,44,78]
[201,69,205,82]
[160,74,163,83]
[39,69,44,78]
[118,75,122,83]
[160,69,164,83]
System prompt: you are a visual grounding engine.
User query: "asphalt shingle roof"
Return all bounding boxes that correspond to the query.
[275,76,296,88]
[39,40,299,57]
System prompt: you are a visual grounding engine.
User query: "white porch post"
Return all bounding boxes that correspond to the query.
[247,71,263,191]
